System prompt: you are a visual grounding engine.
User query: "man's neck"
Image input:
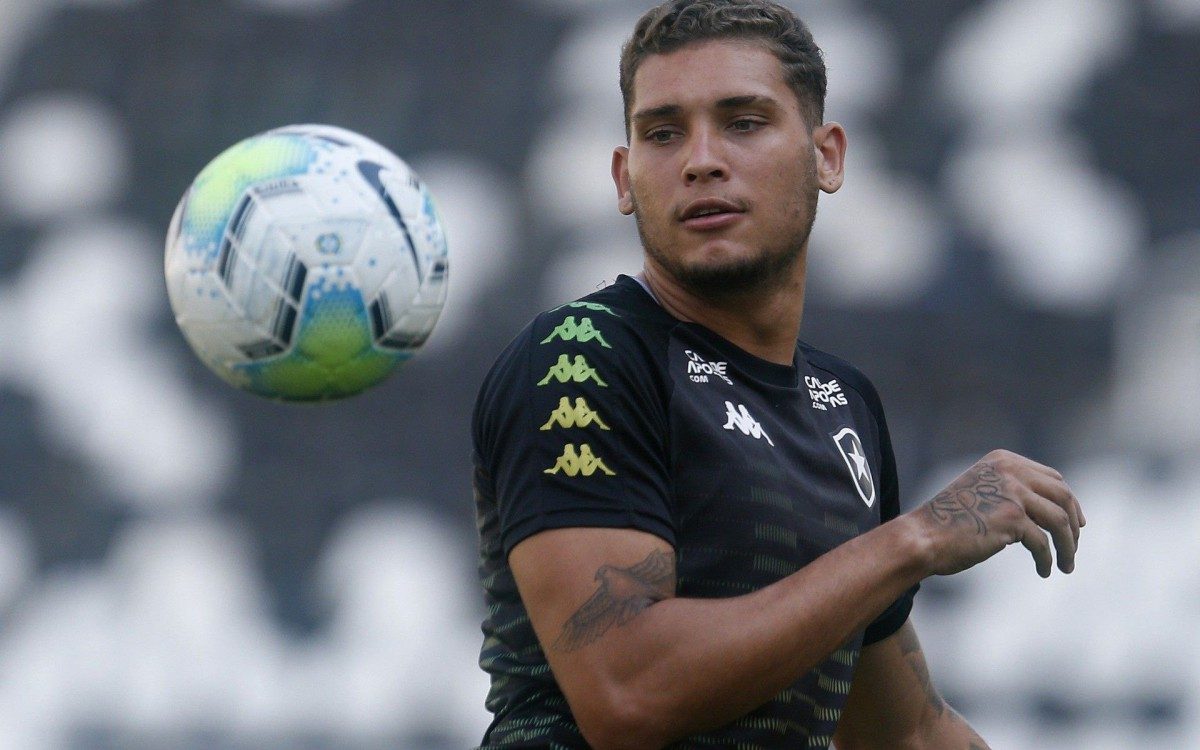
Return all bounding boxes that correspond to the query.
[638,263,807,366]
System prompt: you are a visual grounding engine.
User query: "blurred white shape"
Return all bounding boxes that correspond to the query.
[7,220,236,510]
[936,0,1134,126]
[0,289,10,381]
[0,565,119,745]
[803,9,899,124]
[531,10,649,312]
[540,231,643,307]
[1113,234,1200,457]
[809,136,945,305]
[945,131,1140,311]
[0,509,34,613]
[0,94,129,221]
[0,507,491,744]
[318,503,474,643]
[409,154,518,352]
[549,12,638,106]
[102,519,279,732]
[531,11,649,235]
[528,105,627,233]
[303,502,489,740]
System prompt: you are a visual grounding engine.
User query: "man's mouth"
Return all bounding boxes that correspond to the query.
[680,198,745,229]
[680,198,744,220]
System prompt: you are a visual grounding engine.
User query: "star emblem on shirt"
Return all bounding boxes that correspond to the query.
[832,427,876,508]
[846,440,869,481]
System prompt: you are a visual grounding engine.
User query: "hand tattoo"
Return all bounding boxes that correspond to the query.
[554,550,675,652]
[928,462,1013,535]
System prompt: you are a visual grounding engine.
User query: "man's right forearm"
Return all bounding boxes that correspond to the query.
[557,450,1083,749]
[555,516,932,749]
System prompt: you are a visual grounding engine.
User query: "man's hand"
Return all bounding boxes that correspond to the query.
[911,449,1085,578]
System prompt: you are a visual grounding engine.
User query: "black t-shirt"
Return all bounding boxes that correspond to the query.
[472,275,916,748]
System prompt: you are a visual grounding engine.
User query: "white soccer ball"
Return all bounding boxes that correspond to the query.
[164,124,448,401]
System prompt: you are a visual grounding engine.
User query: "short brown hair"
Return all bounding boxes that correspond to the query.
[619,0,827,137]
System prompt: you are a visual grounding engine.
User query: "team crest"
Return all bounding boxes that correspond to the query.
[831,427,875,507]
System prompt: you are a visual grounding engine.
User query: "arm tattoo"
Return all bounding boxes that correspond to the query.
[553,549,675,652]
[928,462,1013,535]
[897,625,944,717]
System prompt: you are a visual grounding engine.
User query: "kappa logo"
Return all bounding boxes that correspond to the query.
[550,301,619,317]
[684,349,733,385]
[832,427,875,507]
[541,316,611,348]
[544,443,616,477]
[537,354,608,386]
[806,375,848,411]
[722,401,774,446]
[540,397,611,431]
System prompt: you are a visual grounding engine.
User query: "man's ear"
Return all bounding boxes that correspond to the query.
[812,122,847,194]
[612,146,635,215]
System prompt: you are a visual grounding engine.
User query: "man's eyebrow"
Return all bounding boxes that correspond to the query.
[631,95,778,124]
[630,103,682,123]
[715,94,777,110]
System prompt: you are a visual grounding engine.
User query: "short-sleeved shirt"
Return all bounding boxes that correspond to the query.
[472,275,915,748]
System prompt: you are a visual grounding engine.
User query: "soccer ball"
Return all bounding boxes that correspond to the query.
[164,124,448,401]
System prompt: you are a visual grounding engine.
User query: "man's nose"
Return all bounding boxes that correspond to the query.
[682,129,728,183]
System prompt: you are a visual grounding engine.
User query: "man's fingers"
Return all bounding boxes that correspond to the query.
[1000,451,1063,482]
[1059,481,1081,545]
[1069,487,1085,538]
[1022,456,1085,532]
[1016,519,1053,578]
[1021,490,1077,574]
[1026,472,1081,546]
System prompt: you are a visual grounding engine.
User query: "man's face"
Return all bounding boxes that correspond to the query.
[613,39,841,299]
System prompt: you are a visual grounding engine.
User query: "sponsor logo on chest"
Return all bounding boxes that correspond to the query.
[806,375,848,411]
[684,349,733,385]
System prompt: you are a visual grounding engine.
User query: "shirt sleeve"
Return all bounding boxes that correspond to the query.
[860,381,918,645]
[473,308,675,557]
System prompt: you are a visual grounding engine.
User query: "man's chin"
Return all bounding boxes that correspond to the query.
[668,244,802,298]
[637,218,807,301]
[671,256,787,300]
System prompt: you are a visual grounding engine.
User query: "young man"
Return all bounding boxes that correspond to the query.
[472,1,1085,747]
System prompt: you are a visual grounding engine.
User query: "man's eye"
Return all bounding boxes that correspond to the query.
[647,129,676,143]
[731,119,762,132]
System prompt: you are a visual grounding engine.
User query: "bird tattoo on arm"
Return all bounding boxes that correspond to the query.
[554,549,676,652]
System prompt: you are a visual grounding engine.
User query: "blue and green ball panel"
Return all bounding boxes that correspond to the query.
[231,278,409,401]
[181,133,322,259]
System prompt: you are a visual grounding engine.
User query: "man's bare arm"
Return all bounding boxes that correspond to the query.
[834,620,991,749]
[511,522,927,750]
[510,450,1083,750]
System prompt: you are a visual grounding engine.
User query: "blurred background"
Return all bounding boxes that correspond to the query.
[0,0,1196,747]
